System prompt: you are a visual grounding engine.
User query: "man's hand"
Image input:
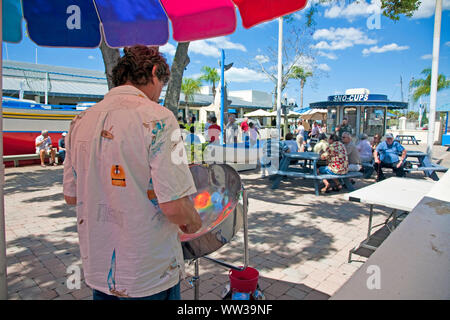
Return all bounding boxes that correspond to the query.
[159,196,202,234]
[64,195,77,205]
[396,161,403,168]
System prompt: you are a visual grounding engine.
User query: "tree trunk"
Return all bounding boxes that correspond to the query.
[99,39,121,90]
[164,42,191,118]
[300,79,304,108]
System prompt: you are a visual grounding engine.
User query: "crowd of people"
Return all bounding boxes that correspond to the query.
[281,117,406,193]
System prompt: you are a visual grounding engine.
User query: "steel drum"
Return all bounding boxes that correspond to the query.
[181,163,245,260]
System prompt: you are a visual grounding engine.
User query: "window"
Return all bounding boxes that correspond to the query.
[327,107,337,133]
[361,107,385,137]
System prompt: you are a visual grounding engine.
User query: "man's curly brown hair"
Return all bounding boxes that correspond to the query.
[112,45,170,88]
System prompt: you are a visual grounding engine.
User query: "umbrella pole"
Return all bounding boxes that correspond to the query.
[0,6,8,300]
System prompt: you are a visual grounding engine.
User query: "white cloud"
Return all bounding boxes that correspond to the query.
[323,0,449,21]
[421,54,433,60]
[446,41,450,47]
[225,67,268,83]
[207,37,247,52]
[255,55,270,64]
[88,55,95,60]
[318,51,338,60]
[293,55,315,73]
[324,0,381,21]
[159,43,176,56]
[317,63,331,71]
[189,37,246,58]
[311,27,377,51]
[411,0,450,19]
[362,43,409,56]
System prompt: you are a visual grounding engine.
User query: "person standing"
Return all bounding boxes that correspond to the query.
[207,116,221,144]
[336,117,352,140]
[63,45,201,300]
[249,122,259,147]
[240,117,249,143]
[35,130,57,167]
[225,114,238,145]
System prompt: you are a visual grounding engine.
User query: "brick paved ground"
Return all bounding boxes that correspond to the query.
[3,144,449,300]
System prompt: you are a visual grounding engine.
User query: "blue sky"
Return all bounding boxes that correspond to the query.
[3,0,450,111]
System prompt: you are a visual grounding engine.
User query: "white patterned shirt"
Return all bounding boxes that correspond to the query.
[63,85,196,298]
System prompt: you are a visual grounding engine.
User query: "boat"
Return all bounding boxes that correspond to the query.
[2,96,91,155]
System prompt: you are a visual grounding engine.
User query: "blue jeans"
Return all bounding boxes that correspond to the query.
[318,166,339,175]
[93,282,180,300]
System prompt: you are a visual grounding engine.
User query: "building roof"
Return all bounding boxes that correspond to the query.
[3,60,272,109]
[3,60,108,98]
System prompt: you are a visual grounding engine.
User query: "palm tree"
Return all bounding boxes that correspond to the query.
[410,68,450,102]
[288,66,313,108]
[181,78,202,121]
[199,66,220,99]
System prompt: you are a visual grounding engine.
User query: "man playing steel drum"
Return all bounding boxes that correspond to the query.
[63,45,201,300]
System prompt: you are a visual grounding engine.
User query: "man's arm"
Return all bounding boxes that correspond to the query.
[159,196,202,234]
[63,132,77,204]
[397,148,407,168]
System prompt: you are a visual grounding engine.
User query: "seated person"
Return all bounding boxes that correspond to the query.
[319,133,349,193]
[371,133,382,153]
[284,133,298,153]
[58,132,67,164]
[296,132,306,153]
[313,133,329,167]
[373,133,407,182]
[35,130,57,167]
[341,132,361,172]
[357,133,373,163]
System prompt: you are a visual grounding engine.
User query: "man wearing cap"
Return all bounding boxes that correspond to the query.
[58,132,67,164]
[373,133,407,181]
[35,130,57,167]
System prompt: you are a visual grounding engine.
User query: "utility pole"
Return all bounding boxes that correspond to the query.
[276,17,283,139]
[427,0,442,157]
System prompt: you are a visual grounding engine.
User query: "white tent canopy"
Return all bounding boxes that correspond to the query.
[269,110,301,117]
[299,109,327,120]
[244,109,272,117]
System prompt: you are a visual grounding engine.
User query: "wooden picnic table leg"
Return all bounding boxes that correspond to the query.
[419,155,440,181]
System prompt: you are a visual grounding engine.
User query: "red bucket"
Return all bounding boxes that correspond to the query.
[229,267,259,293]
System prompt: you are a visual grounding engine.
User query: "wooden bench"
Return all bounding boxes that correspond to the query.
[4,152,61,167]
[271,169,363,196]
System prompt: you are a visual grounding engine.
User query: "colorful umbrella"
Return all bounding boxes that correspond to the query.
[3,0,308,48]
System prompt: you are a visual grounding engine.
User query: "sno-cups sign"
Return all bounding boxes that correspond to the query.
[331,94,370,102]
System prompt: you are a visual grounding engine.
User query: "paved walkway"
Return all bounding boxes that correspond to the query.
[3,145,449,300]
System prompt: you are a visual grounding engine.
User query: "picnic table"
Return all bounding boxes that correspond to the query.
[333,172,449,299]
[404,151,448,181]
[270,151,363,196]
[394,134,421,145]
[346,177,435,262]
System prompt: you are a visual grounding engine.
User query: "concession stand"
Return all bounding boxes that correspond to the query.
[309,89,408,138]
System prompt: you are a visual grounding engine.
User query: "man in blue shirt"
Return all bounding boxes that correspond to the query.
[373,133,407,181]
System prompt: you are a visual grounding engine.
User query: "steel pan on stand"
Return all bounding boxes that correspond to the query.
[180,164,249,300]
